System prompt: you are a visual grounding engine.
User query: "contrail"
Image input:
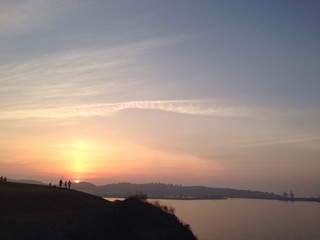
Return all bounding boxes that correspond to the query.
[0,100,251,120]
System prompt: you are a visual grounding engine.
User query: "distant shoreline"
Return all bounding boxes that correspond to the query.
[277,197,320,203]
[7,180,320,203]
[105,196,320,202]
[143,196,227,200]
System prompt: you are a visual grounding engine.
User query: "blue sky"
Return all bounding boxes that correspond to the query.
[0,0,319,196]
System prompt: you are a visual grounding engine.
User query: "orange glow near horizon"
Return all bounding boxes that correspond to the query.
[0,135,224,185]
[52,139,108,178]
[35,135,222,184]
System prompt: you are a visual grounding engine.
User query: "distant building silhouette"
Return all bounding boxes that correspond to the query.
[289,191,295,200]
[283,192,288,200]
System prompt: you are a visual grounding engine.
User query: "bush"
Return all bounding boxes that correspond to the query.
[126,194,148,201]
[151,201,175,214]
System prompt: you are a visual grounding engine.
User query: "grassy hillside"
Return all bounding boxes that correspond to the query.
[0,182,197,240]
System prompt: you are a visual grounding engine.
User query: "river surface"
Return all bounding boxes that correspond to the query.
[106,198,320,240]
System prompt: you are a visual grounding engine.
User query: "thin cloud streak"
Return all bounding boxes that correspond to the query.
[0,0,75,37]
[0,100,251,120]
[238,135,320,148]
[0,36,184,109]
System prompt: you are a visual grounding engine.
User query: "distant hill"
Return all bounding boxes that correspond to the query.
[72,181,97,194]
[74,182,280,199]
[0,182,197,240]
[8,179,46,185]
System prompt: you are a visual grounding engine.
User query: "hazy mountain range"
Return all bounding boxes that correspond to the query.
[8,179,46,185]
[8,179,279,199]
[73,182,279,200]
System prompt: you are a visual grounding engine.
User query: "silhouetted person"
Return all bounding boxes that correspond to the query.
[64,181,67,188]
[0,176,3,182]
[59,179,63,188]
[68,180,71,189]
[4,177,7,182]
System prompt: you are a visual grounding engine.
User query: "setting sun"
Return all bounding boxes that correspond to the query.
[52,138,108,179]
[75,179,80,183]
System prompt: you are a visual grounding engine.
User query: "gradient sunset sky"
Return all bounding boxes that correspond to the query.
[0,0,319,196]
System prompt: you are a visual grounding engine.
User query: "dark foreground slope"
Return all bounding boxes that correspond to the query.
[0,182,197,240]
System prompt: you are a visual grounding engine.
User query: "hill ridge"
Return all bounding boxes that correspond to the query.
[74,182,279,199]
[0,182,197,240]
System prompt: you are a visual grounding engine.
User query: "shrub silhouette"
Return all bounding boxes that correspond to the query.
[152,200,175,214]
[126,194,148,201]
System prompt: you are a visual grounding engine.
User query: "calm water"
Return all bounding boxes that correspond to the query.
[157,198,320,240]
[107,198,320,240]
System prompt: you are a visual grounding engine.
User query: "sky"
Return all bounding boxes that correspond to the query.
[0,0,319,197]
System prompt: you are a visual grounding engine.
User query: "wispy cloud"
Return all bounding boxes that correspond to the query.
[0,0,79,37]
[238,135,320,148]
[0,35,249,120]
[0,100,251,120]
[0,36,183,109]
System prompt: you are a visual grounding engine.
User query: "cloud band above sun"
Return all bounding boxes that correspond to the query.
[0,100,251,120]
